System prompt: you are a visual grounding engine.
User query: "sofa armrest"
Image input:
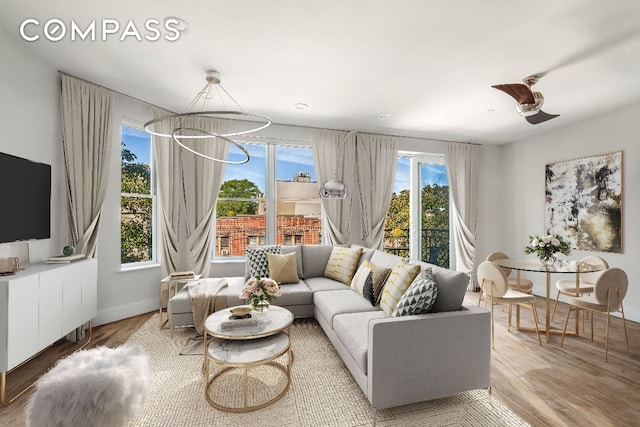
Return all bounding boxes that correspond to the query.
[367,303,491,408]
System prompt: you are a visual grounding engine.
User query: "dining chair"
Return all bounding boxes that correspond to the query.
[478,252,534,307]
[560,267,629,362]
[477,261,542,349]
[551,255,609,322]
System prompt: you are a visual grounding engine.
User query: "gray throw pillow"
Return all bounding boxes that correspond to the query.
[246,245,281,278]
[392,268,438,317]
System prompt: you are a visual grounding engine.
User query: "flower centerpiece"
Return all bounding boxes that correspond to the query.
[239,277,281,312]
[524,233,571,266]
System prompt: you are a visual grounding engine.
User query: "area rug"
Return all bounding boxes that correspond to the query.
[125,314,529,427]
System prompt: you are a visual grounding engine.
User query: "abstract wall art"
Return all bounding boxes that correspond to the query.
[545,151,622,253]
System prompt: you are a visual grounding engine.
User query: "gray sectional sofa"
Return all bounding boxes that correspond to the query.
[169,244,491,409]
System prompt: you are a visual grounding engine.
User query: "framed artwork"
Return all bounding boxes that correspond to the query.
[545,151,622,253]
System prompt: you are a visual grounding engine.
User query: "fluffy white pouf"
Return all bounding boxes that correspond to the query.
[25,344,150,427]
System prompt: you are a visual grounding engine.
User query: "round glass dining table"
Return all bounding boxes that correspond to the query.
[491,258,605,342]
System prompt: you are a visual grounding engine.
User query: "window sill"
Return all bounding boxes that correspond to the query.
[119,262,161,273]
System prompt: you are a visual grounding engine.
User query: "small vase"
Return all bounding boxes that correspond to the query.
[253,300,270,313]
[540,254,557,268]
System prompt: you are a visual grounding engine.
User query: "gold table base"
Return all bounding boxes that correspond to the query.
[205,348,293,413]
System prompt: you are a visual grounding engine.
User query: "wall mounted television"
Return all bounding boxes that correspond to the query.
[0,152,51,243]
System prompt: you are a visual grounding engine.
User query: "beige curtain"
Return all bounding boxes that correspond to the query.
[180,117,231,278]
[151,108,231,277]
[60,74,113,258]
[356,133,398,249]
[444,142,480,288]
[151,107,183,277]
[311,129,357,245]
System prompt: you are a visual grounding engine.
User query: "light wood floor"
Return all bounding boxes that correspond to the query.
[3,294,639,426]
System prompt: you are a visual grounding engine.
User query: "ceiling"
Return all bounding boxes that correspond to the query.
[1,0,640,144]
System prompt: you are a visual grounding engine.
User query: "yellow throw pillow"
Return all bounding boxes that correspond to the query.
[380,261,420,316]
[267,252,299,284]
[324,246,363,285]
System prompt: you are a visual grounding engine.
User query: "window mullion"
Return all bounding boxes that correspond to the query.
[266,143,277,244]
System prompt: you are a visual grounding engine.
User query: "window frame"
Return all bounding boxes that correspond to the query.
[120,121,158,268]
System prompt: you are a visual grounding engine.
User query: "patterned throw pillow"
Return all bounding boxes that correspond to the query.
[391,268,438,317]
[350,261,372,297]
[246,245,281,278]
[356,261,392,305]
[380,261,421,316]
[267,252,300,284]
[324,246,363,285]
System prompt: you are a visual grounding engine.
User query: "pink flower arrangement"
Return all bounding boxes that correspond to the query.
[239,277,281,310]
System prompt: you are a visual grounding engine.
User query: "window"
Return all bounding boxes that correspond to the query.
[120,124,155,265]
[384,154,450,267]
[214,142,322,257]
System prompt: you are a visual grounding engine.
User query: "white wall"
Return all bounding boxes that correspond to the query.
[0,28,66,263]
[488,102,640,322]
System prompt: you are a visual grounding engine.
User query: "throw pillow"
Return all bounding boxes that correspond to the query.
[324,246,363,285]
[246,245,281,278]
[380,261,420,316]
[391,268,438,317]
[267,252,300,284]
[350,261,373,297]
[356,261,392,305]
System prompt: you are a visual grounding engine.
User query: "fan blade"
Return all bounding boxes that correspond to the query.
[525,110,560,125]
[491,83,535,105]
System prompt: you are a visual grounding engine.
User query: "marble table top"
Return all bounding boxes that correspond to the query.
[204,305,293,340]
[207,332,290,364]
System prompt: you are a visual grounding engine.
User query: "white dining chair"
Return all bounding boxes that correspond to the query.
[477,261,541,350]
[560,267,630,362]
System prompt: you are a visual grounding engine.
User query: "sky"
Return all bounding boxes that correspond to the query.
[121,125,448,193]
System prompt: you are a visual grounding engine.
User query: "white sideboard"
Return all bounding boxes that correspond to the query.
[0,259,97,373]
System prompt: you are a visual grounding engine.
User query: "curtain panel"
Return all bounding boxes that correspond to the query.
[311,129,357,245]
[356,133,398,249]
[60,74,114,258]
[444,142,480,288]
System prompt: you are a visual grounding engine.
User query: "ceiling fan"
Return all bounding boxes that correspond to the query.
[492,75,559,125]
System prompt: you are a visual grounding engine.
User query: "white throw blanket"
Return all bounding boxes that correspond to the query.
[187,278,228,335]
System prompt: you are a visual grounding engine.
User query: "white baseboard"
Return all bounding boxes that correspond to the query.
[94,297,157,327]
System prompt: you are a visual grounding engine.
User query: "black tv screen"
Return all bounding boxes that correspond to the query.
[0,152,51,243]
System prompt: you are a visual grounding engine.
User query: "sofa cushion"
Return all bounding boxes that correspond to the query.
[380,261,420,316]
[246,245,281,279]
[228,278,313,307]
[392,268,438,316]
[267,252,299,284]
[281,245,303,280]
[324,246,363,285]
[314,289,379,327]
[370,250,403,270]
[333,311,387,375]
[350,244,375,269]
[301,245,334,278]
[419,262,469,313]
[304,277,350,293]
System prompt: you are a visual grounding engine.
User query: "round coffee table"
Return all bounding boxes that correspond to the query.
[203,305,294,412]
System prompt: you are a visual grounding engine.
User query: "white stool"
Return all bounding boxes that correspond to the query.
[26,344,149,427]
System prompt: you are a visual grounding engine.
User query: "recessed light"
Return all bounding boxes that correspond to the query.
[294,103,308,110]
[377,113,391,120]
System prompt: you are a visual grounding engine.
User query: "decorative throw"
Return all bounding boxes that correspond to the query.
[392,268,438,316]
[246,245,281,278]
[267,252,300,284]
[352,260,392,305]
[187,278,228,334]
[324,246,363,285]
[380,261,420,316]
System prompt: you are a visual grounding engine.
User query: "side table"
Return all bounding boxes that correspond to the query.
[158,274,201,329]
